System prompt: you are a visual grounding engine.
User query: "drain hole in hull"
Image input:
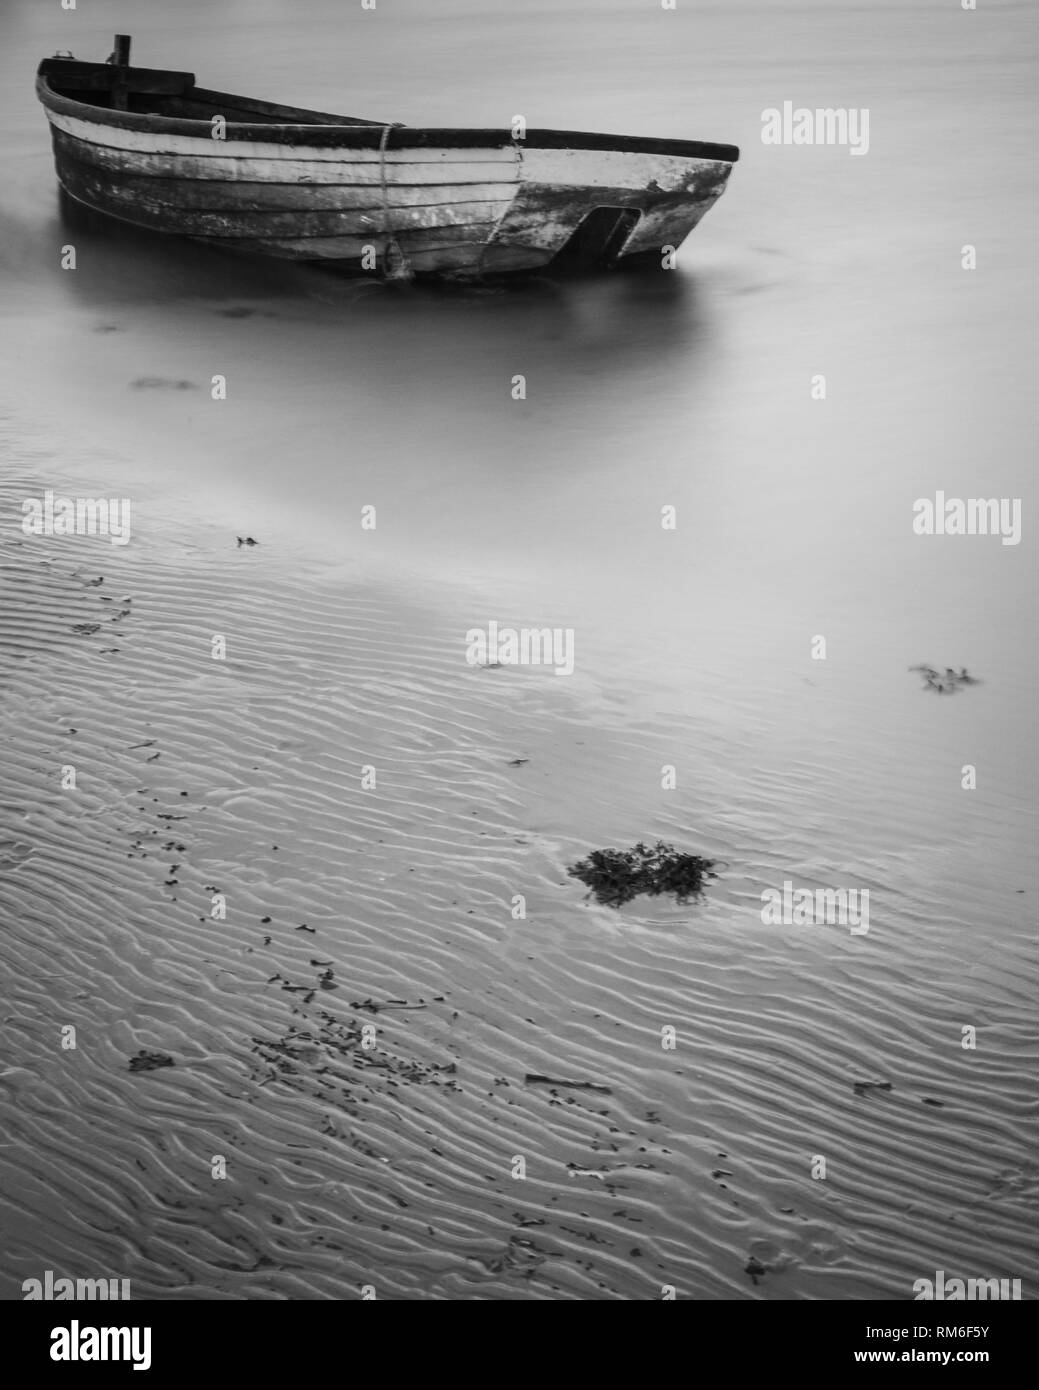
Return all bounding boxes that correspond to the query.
[550,207,642,269]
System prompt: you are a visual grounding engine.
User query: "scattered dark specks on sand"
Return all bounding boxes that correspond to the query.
[568,840,718,908]
[71,622,101,635]
[909,664,982,694]
[130,377,198,391]
[128,1050,175,1073]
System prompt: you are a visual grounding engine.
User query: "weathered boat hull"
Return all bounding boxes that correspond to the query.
[37,51,739,278]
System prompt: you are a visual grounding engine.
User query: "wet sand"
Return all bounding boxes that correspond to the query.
[2,461,1037,1299]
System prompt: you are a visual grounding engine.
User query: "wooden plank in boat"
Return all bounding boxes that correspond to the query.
[49,120,522,183]
[182,87,382,127]
[40,63,195,96]
[203,228,507,271]
[396,227,505,253]
[67,195,501,239]
[52,161,517,215]
[479,242,554,274]
[229,227,505,265]
[521,146,733,193]
[55,160,504,239]
[51,152,516,213]
[205,235,374,260]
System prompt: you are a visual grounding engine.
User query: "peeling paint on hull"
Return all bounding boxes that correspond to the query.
[37,54,739,279]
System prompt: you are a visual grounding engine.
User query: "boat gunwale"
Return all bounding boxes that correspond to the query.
[36,70,740,164]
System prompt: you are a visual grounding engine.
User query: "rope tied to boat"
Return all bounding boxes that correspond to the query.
[378,122,411,279]
[378,122,393,231]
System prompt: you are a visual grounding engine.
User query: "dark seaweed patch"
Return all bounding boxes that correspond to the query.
[128,1050,175,1073]
[567,840,718,908]
[909,665,981,694]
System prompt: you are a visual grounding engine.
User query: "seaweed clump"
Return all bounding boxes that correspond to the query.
[128,1050,175,1073]
[567,840,718,908]
[909,665,981,694]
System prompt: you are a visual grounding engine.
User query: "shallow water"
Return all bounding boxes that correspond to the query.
[1,0,1037,1299]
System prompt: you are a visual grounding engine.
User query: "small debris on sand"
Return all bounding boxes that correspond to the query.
[128,1051,175,1073]
[909,665,981,694]
[525,1073,612,1094]
[853,1080,893,1096]
[350,998,427,1013]
[130,377,197,391]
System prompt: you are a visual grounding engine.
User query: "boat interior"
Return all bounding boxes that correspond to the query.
[37,49,739,161]
[38,58,381,126]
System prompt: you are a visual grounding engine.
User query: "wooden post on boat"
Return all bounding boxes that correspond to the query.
[111,34,131,110]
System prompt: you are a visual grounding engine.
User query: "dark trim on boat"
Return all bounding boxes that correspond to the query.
[36,65,740,164]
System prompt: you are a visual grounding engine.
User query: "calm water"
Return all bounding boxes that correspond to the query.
[1,0,1037,1300]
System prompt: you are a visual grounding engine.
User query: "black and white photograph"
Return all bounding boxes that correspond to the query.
[0,0,1035,1356]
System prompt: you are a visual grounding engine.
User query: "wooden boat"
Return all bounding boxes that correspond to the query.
[36,36,739,279]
